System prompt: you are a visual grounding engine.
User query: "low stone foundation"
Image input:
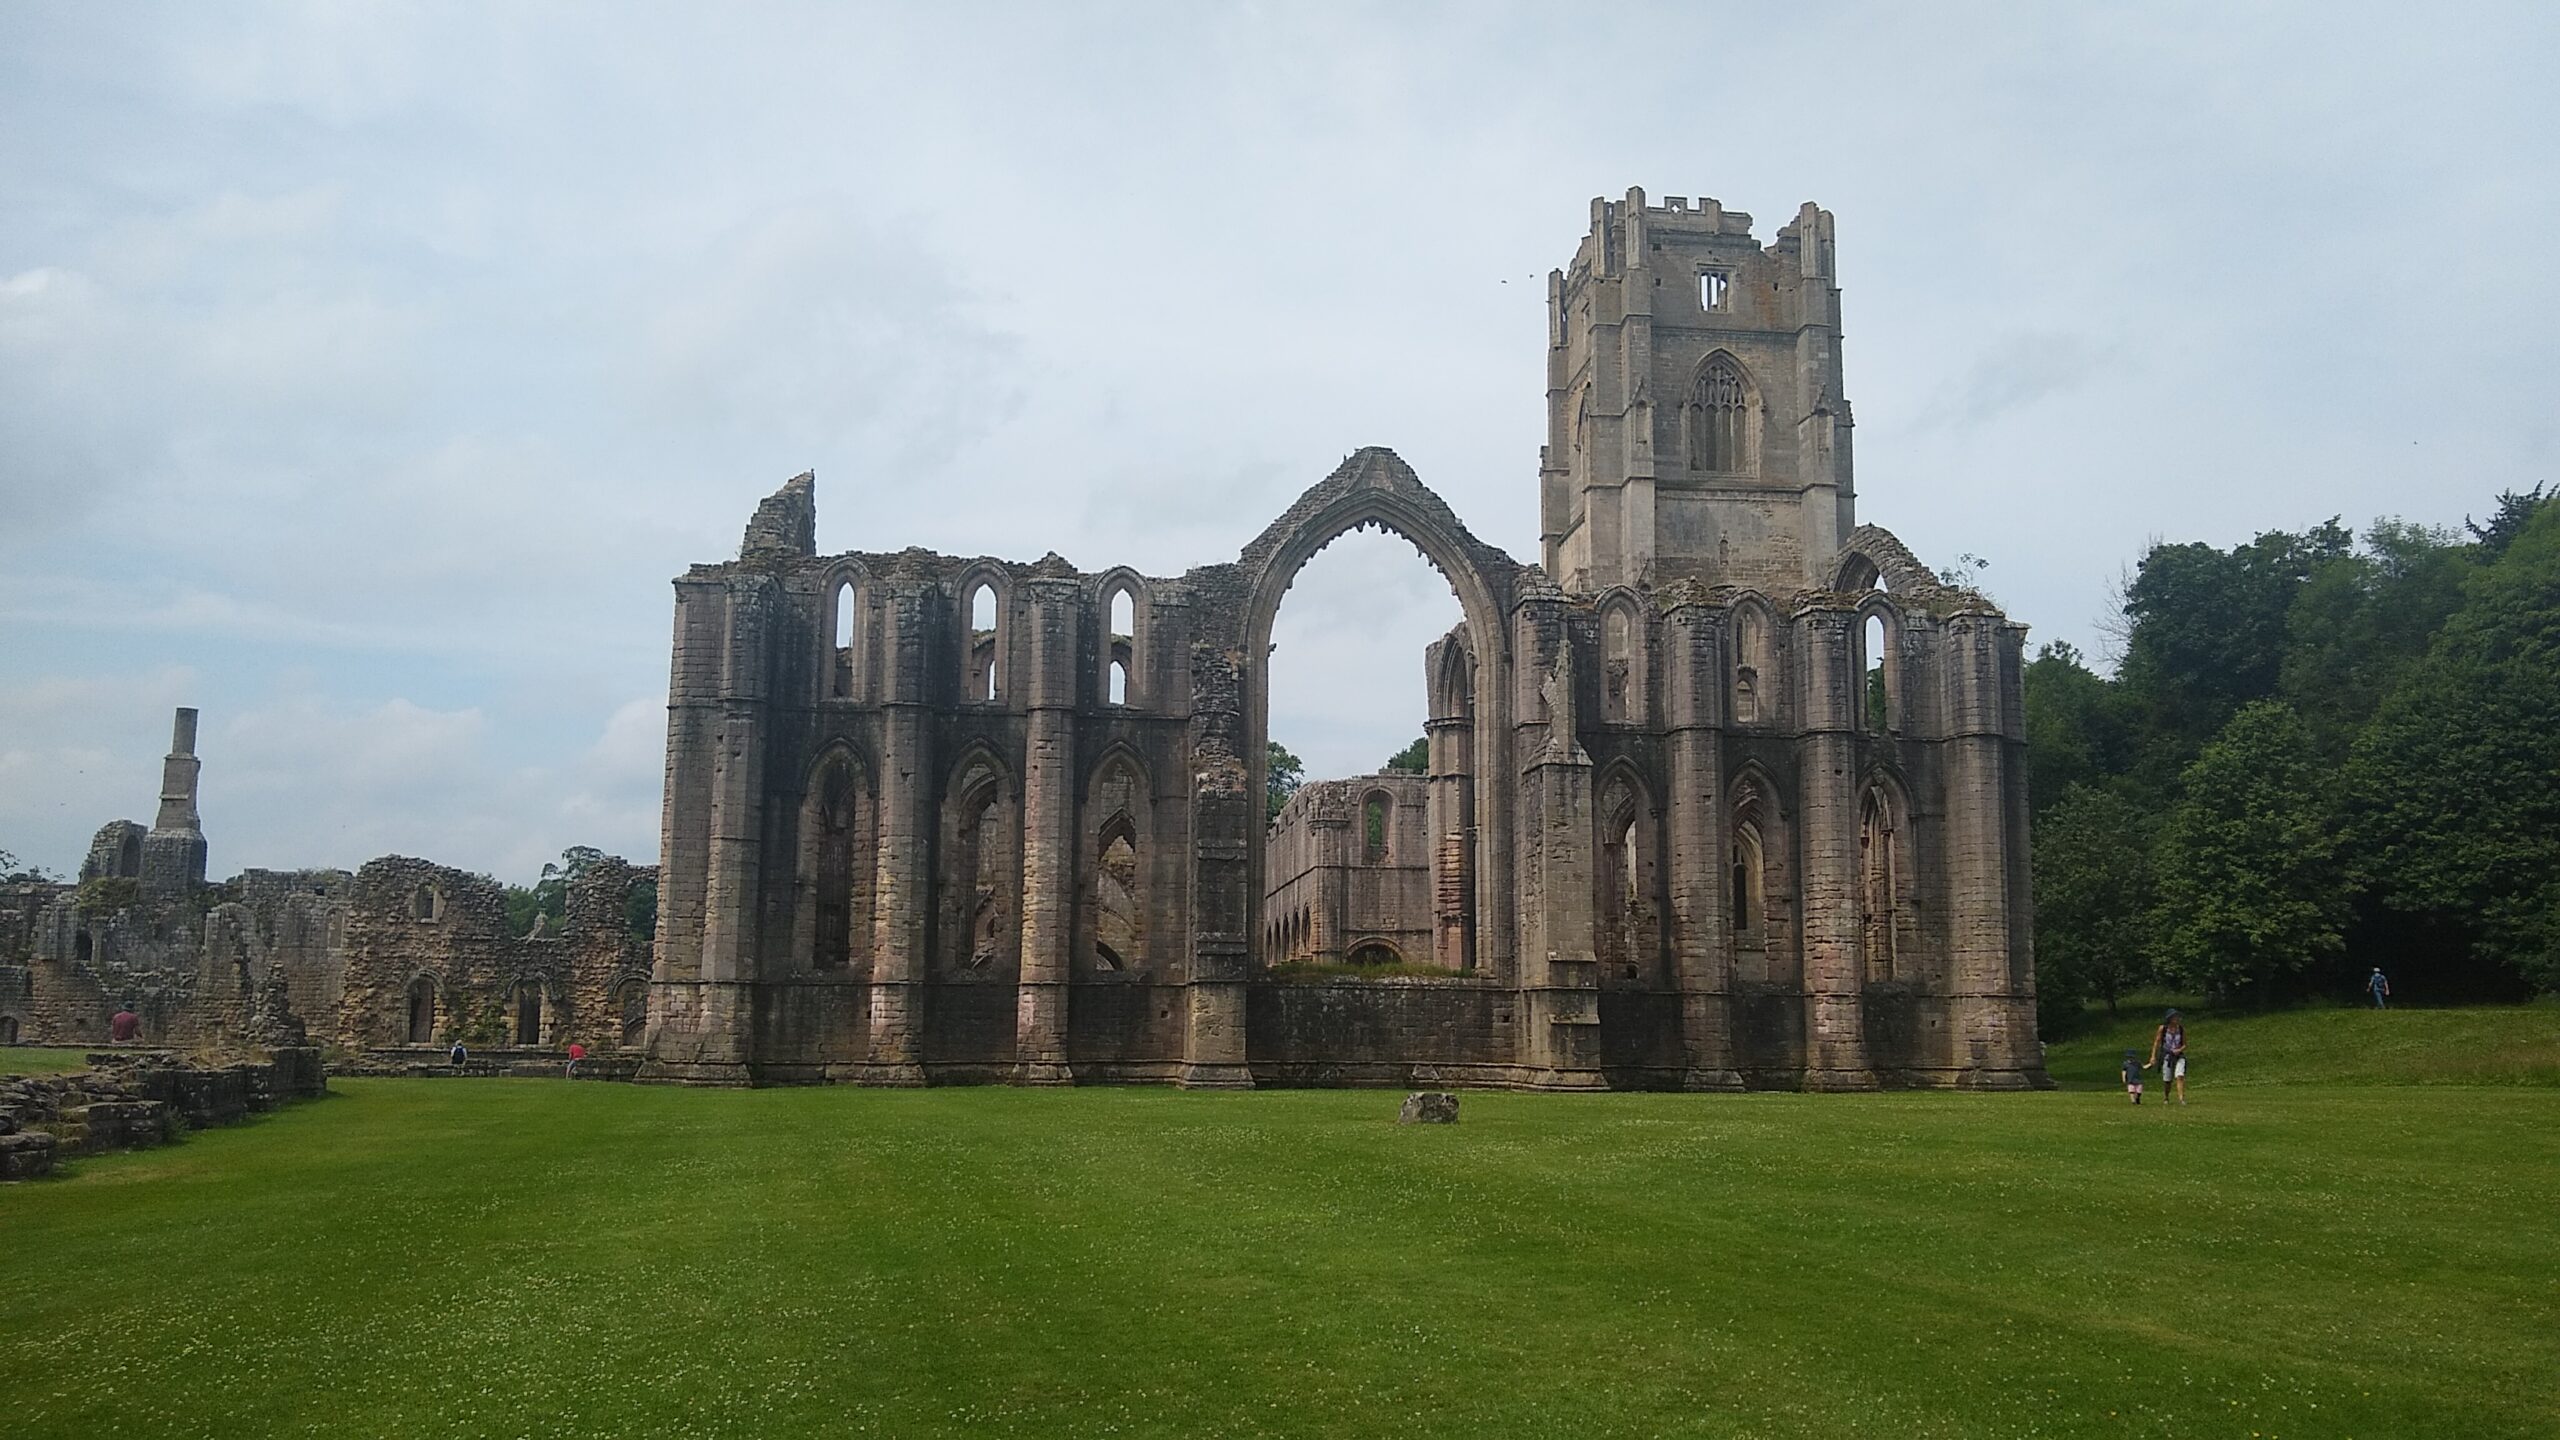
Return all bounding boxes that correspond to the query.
[337,1046,643,1081]
[0,1047,328,1178]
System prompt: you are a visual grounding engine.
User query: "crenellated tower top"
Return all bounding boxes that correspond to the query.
[1540,187,1855,595]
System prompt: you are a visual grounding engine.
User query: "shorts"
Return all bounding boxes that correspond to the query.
[2161,1056,2185,1081]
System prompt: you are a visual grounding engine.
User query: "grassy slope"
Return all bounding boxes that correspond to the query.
[2044,997,2560,1089]
[0,1046,98,1075]
[0,1011,2552,1439]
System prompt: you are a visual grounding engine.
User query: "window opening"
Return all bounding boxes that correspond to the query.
[411,885,438,921]
[1095,826,1139,971]
[832,579,858,698]
[1603,606,1635,722]
[1699,269,1730,311]
[514,985,543,1045]
[1731,821,1766,938]
[968,583,998,700]
[1109,659,1129,706]
[1864,614,1889,733]
[1861,790,1901,982]
[1363,791,1390,864]
[1687,356,1749,473]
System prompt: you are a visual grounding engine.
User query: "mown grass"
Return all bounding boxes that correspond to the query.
[3,1009,2556,1439]
[0,1046,99,1075]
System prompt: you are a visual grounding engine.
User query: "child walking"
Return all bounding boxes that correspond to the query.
[2121,1049,2144,1104]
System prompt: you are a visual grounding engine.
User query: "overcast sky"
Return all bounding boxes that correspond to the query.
[3,2,2551,883]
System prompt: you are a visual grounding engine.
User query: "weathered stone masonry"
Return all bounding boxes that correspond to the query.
[1,713,655,1063]
[644,190,2049,1091]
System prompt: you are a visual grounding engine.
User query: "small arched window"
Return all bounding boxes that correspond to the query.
[1730,822,1765,938]
[1862,613,1890,733]
[1103,583,1140,707]
[1732,602,1773,726]
[965,582,1000,701]
[829,577,859,699]
[1687,355,1752,474]
[1601,601,1642,723]
[1362,791,1392,864]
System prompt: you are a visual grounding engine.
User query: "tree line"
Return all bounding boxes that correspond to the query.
[2030,484,2556,1029]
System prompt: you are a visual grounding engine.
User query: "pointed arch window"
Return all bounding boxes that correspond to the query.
[1601,601,1643,724]
[1860,788,1903,982]
[1686,355,1752,474]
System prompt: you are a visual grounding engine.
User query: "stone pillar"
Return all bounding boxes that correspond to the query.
[1180,648,1252,1089]
[1515,603,1603,1090]
[676,578,776,1084]
[1943,615,2043,1088]
[1424,635,1476,971]
[1662,603,1741,1090]
[1013,577,1079,1084]
[1794,606,1875,1090]
[1307,801,1349,964]
[865,586,930,1085]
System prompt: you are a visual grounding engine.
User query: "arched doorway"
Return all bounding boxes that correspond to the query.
[1235,451,1516,978]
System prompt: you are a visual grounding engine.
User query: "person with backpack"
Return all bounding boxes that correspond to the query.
[2369,968,2392,1008]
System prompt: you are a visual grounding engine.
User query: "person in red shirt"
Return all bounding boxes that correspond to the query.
[564,1040,586,1079]
[109,1006,140,1043]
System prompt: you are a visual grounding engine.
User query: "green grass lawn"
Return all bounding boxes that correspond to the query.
[0,1046,98,1075]
[4,1009,2557,1439]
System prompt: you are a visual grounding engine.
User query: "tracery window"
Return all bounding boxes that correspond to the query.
[1686,356,1751,474]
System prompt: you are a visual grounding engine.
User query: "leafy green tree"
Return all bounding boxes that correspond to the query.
[2033,786,2157,1029]
[2116,522,2351,798]
[2150,701,2348,1001]
[506,845,611,936]
[2022,642,2131,816]
[2279,519,2472,762]
[2464,482,2551,560]
[1266,742,1304,821]
[1382,737,1428,774]
[2344,493,2560,992]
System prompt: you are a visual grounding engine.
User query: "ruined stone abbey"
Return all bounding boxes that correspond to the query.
[1,192,2045,1090]
[644,191,2048,1090]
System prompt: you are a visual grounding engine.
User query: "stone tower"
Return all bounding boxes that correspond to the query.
[140,706,208,901]
[1540,188,1854,594]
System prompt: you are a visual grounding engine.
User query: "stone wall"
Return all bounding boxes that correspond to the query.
[335,856,653,1055]
[0,1047,328,1180]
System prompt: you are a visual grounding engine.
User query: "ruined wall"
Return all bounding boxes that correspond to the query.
[650,444,2043,1092]
[335,856,652,1054]
[1264,775,1435,968]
